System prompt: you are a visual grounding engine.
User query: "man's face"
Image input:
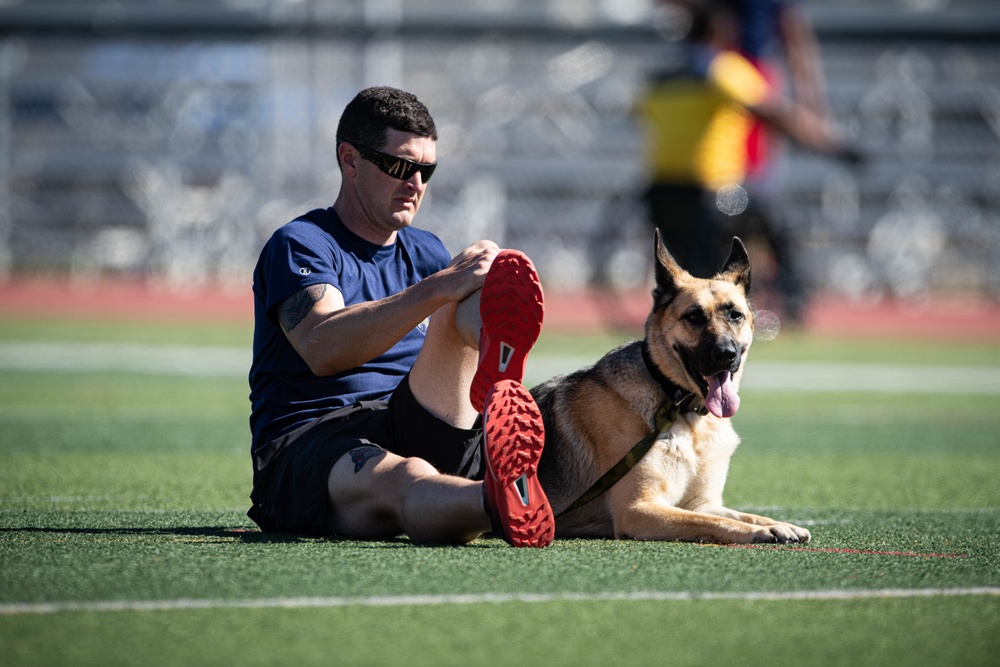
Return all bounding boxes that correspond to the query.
[353,129,437,237]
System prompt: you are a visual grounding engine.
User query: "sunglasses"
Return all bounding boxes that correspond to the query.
[346,142,437,183]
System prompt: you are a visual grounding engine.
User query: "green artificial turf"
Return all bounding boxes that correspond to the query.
[1,319,998,666]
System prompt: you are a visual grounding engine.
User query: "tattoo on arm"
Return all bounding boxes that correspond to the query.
[279,284,328,333]
[350,446,385,473]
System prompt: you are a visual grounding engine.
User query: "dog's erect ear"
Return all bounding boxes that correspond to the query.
[653,229,684,301]
[717,237,752,293]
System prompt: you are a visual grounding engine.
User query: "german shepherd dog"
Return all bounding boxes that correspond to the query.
[532,232,811,544]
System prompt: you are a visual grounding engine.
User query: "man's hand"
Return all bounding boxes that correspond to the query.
[434,240,501,304]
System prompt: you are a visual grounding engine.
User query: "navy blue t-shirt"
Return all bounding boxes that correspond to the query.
[248,207,451,456]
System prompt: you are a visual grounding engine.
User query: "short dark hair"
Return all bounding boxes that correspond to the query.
[336,86,438,159]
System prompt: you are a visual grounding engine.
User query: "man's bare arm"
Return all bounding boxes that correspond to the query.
[279,241,499,377]
[279,284,328,334]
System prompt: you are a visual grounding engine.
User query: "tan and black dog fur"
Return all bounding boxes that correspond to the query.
[532,232,811,544]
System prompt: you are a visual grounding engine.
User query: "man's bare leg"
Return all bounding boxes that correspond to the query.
[407,294,482,429]
[320,276,488,545]
[325,250,554,547]
[325,445,489,544]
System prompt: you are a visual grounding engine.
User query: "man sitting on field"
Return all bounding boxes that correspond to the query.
[246,86,555,547]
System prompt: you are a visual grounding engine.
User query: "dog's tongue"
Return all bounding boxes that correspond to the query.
[705,371,740,418]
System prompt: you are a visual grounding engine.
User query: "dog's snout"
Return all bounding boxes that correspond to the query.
[713,340,738,367]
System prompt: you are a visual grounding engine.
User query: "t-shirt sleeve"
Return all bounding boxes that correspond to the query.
[707,50,771,108]
[259,220,342,324]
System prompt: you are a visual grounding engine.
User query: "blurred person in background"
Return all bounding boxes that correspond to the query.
[734,0,831,190]
[639,0,858,323]
[247,86,554,547]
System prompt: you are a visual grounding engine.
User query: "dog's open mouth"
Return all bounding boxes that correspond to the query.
[704,371,740,418]
[675,345,742,419]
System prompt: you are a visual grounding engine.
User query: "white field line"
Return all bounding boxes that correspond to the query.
[738,361,1000,394]
[1,342,999,394]
[2,588,998,616]
[0,342,248,377]
[534,358,1000,394]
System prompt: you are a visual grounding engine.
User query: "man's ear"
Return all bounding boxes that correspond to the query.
[338,142,359,177]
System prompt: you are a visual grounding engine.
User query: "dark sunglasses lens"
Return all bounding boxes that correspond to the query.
[359,145,435,183]
[388,158,435,183]
[382,157,414,180]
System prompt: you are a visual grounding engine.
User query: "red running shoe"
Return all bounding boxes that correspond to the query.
[470,250,544,413]
[481,379,555,548]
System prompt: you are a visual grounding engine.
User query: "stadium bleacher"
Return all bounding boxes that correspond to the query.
[0,0,997,298]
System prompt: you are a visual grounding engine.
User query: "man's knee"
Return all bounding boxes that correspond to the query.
[425,295,479,350]
[328,445,399,502]
[325,448,439,537]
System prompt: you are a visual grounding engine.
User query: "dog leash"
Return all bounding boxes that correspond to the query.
[555,391,695,519]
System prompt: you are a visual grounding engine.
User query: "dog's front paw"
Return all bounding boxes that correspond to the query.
[784,522,811,544]
[751,522,811,544]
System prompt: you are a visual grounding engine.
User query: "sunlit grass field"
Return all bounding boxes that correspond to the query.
[1,315,998,666]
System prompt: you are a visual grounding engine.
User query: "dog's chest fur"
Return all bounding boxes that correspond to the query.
[634,413,740,506]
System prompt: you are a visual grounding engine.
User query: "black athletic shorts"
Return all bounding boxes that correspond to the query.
[247,374,483,535]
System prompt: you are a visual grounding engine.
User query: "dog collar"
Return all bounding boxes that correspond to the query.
[640,339,706,415]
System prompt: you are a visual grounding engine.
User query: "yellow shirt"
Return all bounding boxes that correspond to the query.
[639,49,771,190]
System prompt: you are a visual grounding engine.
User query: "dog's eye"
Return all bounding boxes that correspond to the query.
[729,310,745,323]
[684,309,707,325]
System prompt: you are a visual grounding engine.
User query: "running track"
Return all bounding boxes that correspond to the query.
[2,279,1000,341]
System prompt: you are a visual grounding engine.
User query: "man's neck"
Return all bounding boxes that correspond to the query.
[332,197,397,247]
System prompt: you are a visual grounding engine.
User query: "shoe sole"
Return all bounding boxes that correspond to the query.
[470,250,544,413]
[483,380,554,548]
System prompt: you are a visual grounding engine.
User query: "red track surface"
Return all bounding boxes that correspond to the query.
[2,279,1000,342]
